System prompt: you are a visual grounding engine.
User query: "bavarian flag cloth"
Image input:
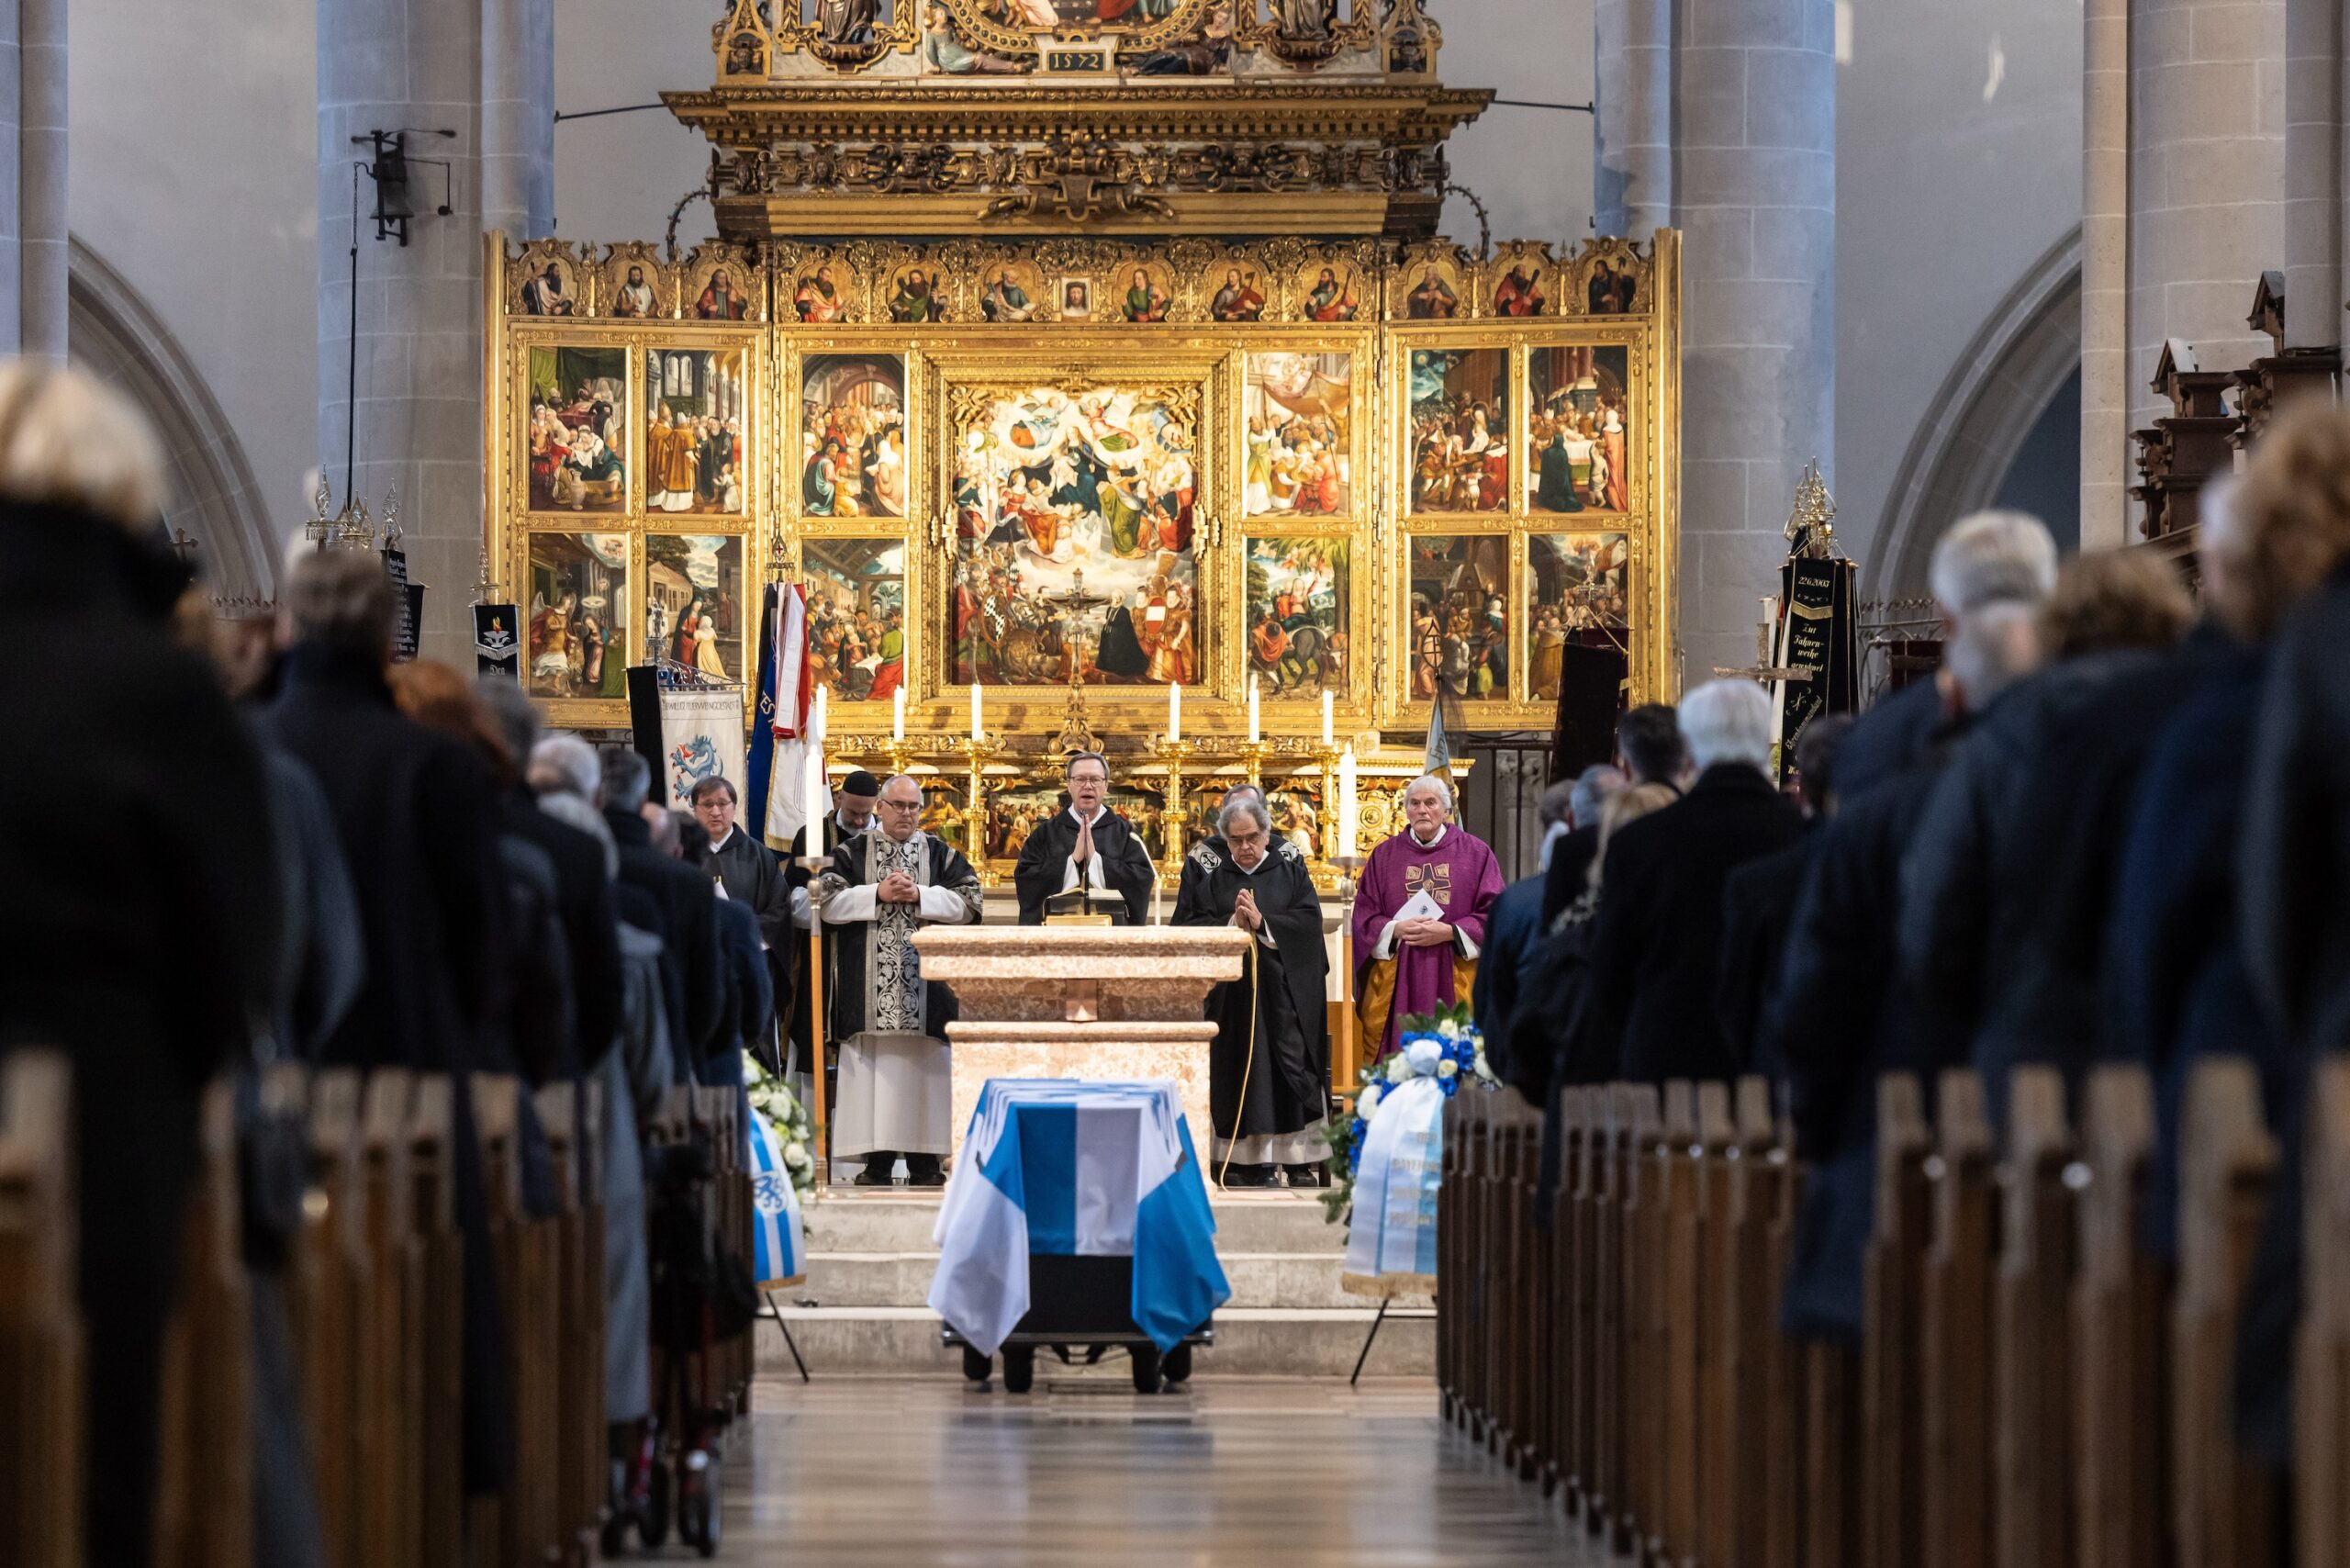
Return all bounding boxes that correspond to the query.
[1341,1074,1445,1296]
[928,1079,1230,1358]
[746,1103,807,1288]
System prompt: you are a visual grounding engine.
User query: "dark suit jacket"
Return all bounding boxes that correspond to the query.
[1716,831,1817,1081]
[1472,875,1549,1083]
[604,807,727,1067]
[1540,821,1601,924]
[506,794,623,1074]
[1582,764,1806,1084]
[1830,674,1943,802]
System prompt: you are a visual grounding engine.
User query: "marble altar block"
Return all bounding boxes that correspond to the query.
[911,925,1250,1159]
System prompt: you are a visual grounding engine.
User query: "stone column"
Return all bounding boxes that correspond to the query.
[2125,0,2286,436]
[1593,0,1673,239]
[16,0,61,362]
[2282,0,2341,351]
[1673,0,1836,687]
[319,0,551,666]
[2080,0,2132,549]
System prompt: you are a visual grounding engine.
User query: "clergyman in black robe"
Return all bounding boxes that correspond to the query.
[815,778,984,1184]
[688,774,793,1072]
[1013,751,1157,924]
[1174,797,1331,1187]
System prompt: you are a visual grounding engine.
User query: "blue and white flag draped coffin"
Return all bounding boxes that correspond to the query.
[928,1079,1230,1359]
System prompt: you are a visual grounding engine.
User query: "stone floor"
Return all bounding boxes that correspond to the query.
[695,1373,1607,1566]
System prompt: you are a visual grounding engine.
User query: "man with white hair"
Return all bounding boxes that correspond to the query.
[1835,508,2056,800]
[1349,771,1506,1059]
[1578,678,1806,1084]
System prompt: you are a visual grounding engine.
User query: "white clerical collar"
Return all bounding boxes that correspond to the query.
[1409,824,1448,850]
[1068,804,1107,827]
[1231,851,1270,875]
[708,826,737,855]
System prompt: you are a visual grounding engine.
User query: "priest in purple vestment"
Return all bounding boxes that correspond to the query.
[1351,773,1506,1059]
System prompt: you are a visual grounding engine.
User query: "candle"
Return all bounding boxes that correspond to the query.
[1169,681,1181,745]
[969,681,983,744]
[802,687,828,860]
[1321,689,1335,747]
[892,686,906,742]
[1337,745,1359,860]
[1247,676,1260,744]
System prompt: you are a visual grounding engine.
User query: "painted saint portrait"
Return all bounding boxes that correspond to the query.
[644,535,746,680]
[1120,264,1171,323]
[979,261,1045,322]
[1404,268,1460,319]
[1244,353,1350,517]
[1245,537,1348,696]
[1528,532,1630,701]
[1407,347,1508,515]
[1494,263,1548,317]
[888,265,944,323]
[948,383,1199,688]
[1058,278,1093,319]
[644,348,747,515]
[1301,263,1360,323]
[523,346,627,513]
[800,354,907,519]
[792,263,850,323]
[527,532,631,700]
[1208,264,1266,322]
[520,261,576,317]
[692,264,753,320]
[1585,258,1638,315]
[1406,534,1510,702]
[609,262,660,319]
[802,537,908,703]
[1528,345,1629,514]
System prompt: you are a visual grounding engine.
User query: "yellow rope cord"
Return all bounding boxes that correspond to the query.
[1214,933,1260,1189]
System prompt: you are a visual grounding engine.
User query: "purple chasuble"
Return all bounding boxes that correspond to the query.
[1349,824,1505,1058]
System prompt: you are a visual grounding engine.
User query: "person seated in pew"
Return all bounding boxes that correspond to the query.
[1013,751,1157,924]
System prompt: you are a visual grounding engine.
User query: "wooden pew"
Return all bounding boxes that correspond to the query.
[1996,1067,2077,1568]
[1862,1072,1930,1568]
[2301,1056,2350,1568]
[297,1069,364,1568]
[1655,1080,1704,1567]
[2072,1063,2165,1568]
[0,1052,78,1568]
[1435,1088,1467,1426]
[2171,1057,2277,1568]
[574,1079,609,1563]
[1495,1090,1538,1473]
[1919,1070,1995,1568]
[537,1081,602,1567]
[359,1072,421,1568]
[1559,1086,1595,1515]
[470,1075,564,1568]
[408,1077,464,1568]
[1614,1082,1662,1557]
[154,1076,252,1568]
[1703,1078,1780,1568]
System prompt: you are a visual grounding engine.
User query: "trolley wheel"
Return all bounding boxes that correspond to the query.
[687,1454,722,1558]
[642,1457,672,1549]
[1002,1345,1036,1394]
[1162,1342,1192,1386]
[961,1346,992,1383]
[1129,1343,1162,1394]
[599,1513,629,1558]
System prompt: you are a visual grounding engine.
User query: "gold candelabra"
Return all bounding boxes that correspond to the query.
[1236,740,1269,788]
[958,734,1006,869]
[1148,734,1194,887]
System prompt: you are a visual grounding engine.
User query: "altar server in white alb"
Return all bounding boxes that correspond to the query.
[816,773,985,1184]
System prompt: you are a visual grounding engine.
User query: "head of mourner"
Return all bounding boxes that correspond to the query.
[688,775,738,844]
[878,773,924,844]
[1066,750,1109,815]
[1219,794,1273,870]
[1403,773,1452,841]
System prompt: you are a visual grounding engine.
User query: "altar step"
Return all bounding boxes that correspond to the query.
[761,1192,1434,1379]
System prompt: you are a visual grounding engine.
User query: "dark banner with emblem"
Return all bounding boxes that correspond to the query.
[475,602,520,678]
[1773,555,1856,783]
[383,548,420,663]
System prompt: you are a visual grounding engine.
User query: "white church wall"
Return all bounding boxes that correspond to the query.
[70,0,318,575]
[1834,0,2082,585]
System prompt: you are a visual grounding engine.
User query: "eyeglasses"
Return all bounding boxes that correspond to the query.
[879,798,923,811]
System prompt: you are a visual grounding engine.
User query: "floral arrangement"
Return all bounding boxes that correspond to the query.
[1318,1001,1498,1224]
[744,1058,816,1195]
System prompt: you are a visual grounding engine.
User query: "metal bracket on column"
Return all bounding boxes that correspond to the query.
[352,128,457,246]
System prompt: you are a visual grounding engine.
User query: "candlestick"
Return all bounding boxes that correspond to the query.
[1321,689,1335,747]
[1248,676,1260,745]
[1169,681,1182,745]
[1337,745,1360,862]
[969,681,983,744]
[892,686,906,742]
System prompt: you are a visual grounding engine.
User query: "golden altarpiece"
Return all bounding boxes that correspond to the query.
[484,0,1682,890]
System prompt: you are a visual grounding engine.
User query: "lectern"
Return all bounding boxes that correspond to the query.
[909,925,1251,1162]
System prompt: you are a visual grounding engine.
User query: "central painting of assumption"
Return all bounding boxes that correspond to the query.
[950,383,1199,687]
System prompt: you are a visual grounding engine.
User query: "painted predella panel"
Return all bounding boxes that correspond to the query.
[1243,536,1348,696]
[800,353,908,518]
[1404,533,1509,702]
[1528,344,1630,515]
[526,532,631,700]
[1406,347,1508,514]
[1244,353,1351,518]
[644,347,749,515]
[802,536,910,703]
[523,347,628,514]
[1528,532,1630,702]
[949,384,1200,686]
[644,535,748,681]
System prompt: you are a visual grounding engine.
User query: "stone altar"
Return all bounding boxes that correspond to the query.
[911,924,1251,1160]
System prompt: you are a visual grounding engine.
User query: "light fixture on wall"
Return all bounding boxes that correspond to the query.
[353,128,456,245]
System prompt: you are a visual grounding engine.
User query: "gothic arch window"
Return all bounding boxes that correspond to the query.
[66,237,276,604]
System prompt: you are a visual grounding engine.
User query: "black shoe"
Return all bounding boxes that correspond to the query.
[1219,1163,1278,1189]
[1285,1163,1327,1189]
[904,1156,946,1187]
[852,1154,897,1187]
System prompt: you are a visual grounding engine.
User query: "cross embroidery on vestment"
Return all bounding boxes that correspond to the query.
[1404,862,1452,903]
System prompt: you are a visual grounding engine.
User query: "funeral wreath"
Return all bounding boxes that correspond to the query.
[1319,1001,1498,1225]
[745,1057,818,1196]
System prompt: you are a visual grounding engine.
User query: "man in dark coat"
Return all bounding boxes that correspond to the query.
[600,746,728,1069]
[1543,705,1678,923]
[1014,750,1156,924]
[2,496,285,1568]
[1174,794,1330,1188]
[689,774,792,1072]
[1716,713,1851,1079]
[1581,679,1804,1084]
[788,768,880,1076]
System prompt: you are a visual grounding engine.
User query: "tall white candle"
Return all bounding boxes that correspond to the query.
[969,681,983,744]
[1337,745,1359,860]
[1169,681,1182,745]
[1321,689,1335,747]
[1248,676,1260,744]
[892,685,906,742]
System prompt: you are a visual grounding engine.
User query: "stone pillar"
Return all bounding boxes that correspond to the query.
[16,0,61,363]
[1594,0,1673,240]
[2125,0,2286,437]
[319,0,550,666]
[2282,0,2341,351]
[2080,0,2132,549]
[1673,0,1836,687]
